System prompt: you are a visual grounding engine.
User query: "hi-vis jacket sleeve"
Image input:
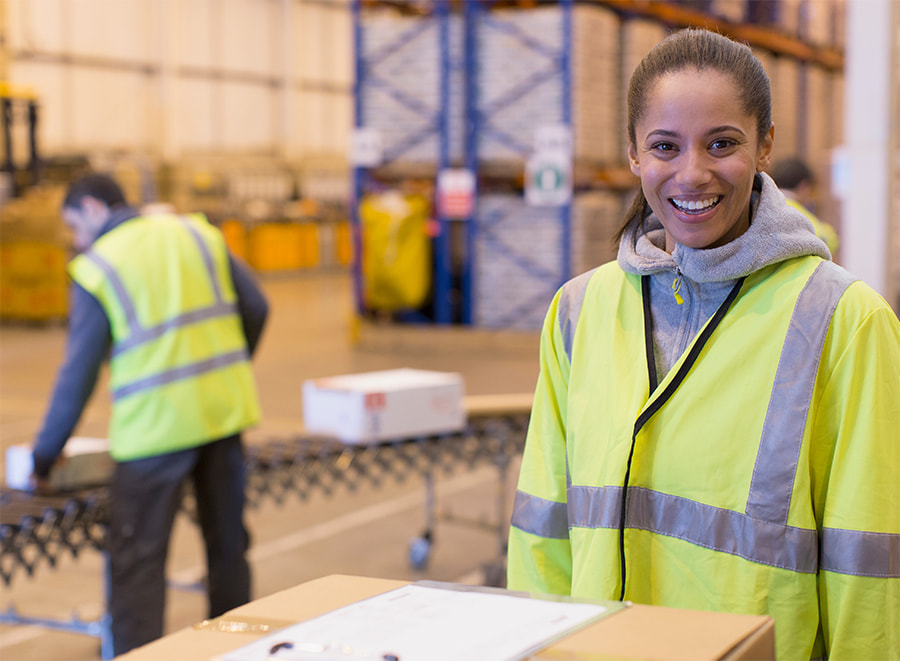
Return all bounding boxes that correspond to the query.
[812,283,900,659]
[507,287,573,596]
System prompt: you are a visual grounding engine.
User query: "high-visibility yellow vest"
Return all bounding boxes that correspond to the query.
[69,213,261,461]
[509,256,900,660]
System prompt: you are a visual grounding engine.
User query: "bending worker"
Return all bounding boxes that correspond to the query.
[508,29,900,660]
[769,156,840,256]
[31,173,269,656]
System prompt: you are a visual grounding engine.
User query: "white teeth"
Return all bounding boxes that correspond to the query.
[672,197,718,211]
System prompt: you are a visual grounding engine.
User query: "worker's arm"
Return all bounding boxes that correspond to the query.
[31,283,110,479]
[507,284,574,596]
[229,254,269,357]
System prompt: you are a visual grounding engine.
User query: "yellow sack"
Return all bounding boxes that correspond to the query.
[360,192,432,312]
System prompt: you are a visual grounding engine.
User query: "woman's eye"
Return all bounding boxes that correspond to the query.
[651,142,676,153]
[710,138,737,151]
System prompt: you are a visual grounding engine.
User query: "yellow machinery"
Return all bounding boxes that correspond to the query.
[0,81,40,199]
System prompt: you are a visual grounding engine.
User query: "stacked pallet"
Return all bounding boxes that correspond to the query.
[772,57,801,159]
[474,192,629,330]
[476,5,620,166]
[358,11,465,168]
[620,19,669,153]
[473,194,563,330]
[570,192,629,277]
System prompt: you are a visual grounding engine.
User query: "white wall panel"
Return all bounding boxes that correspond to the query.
[221,0,276,74]
[321,4,353,86]
[70,69,153,150]
[5,61,65,155]
[295,3,328,84]
[6,0,65,51]
[221,82,276,151]
[67,0,154,62]
[178,0,215,69]
[177,79,217,152]
[7,0,353,160]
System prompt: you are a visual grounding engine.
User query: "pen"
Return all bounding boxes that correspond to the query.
[266,640,400,660]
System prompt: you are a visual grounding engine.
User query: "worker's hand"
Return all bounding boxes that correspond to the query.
[27,472,55,495]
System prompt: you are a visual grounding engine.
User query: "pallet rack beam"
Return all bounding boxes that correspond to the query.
[589,0,843,71]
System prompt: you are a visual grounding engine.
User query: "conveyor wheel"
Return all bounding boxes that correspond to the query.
[407,530,433,570]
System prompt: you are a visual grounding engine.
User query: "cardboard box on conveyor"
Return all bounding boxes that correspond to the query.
[5,437,114,491]
[301,368,465,444]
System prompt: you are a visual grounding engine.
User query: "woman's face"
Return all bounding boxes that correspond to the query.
[627,68,774,252]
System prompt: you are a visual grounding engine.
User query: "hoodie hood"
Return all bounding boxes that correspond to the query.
[617,172,831,281]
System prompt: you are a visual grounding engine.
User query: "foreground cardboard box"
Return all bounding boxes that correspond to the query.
[302,368,466,443]
[5,437,114,491]
[117,575,774,661]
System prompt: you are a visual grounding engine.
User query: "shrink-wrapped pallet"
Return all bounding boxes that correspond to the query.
[804,65,830,166]
[473,192,630,330]
[772,57,800,159]
[805,0,836,46]
[709,0,746,23]
[570,191,629,276]
[475,5,620,166]
[358,11,465,168]
[474,194,564,330]
[620,19,668,152]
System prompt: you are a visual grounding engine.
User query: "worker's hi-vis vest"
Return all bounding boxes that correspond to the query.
[508,256,900,660]
[69,213,260,462]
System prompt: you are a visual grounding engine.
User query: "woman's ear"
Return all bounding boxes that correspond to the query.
[627,143,641,177]
[756,124,775,172]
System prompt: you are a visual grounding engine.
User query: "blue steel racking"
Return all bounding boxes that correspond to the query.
[463,0,574,328]
[352,0,842,329]
[351,0,457,324]
[352,0,575,328]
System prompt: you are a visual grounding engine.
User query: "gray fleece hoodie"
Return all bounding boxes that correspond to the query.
[616,172,831,381]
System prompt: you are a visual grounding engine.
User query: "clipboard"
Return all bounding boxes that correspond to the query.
[217,580,625,661]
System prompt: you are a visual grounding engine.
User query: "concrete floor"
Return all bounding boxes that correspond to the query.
[0,270,541,660]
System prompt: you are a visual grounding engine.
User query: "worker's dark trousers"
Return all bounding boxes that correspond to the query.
[107,434,251,656]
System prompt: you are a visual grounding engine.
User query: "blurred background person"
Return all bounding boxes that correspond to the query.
[770,156,840,257]
[30,172,269,656]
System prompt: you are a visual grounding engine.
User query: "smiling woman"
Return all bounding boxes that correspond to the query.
[626,68,773,252]
[507,27,900,661]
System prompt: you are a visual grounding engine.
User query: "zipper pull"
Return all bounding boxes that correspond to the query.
[671,272,684,305]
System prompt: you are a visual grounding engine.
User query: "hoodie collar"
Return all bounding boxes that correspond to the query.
[617,172,831,283]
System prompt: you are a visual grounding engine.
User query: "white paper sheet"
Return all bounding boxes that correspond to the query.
[219,582,616,661]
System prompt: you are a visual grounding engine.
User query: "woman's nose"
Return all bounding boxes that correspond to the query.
[676,149,713,188]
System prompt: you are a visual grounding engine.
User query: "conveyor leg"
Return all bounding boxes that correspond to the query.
[407,469,436,570]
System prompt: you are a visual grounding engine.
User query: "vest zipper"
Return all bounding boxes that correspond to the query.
[671,268,684,305]
[620,275,746,601]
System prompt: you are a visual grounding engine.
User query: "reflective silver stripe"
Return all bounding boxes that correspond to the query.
[510,490,569,540]
[112,348,248,401]
[567,484,620,529]
[178,215,224,303]
[746,262,856,524]
[84,251,139,330]
[557,269,594,363]
[820,527,900,578]
[110,301,238,357]
[566,485,818,573]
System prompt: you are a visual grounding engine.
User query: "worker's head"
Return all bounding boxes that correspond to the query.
[618,28,774,252]
[62,173,127,251]
[769,157,816,207]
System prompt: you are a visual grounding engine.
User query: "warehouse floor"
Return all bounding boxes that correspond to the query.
[0,270,542,661]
